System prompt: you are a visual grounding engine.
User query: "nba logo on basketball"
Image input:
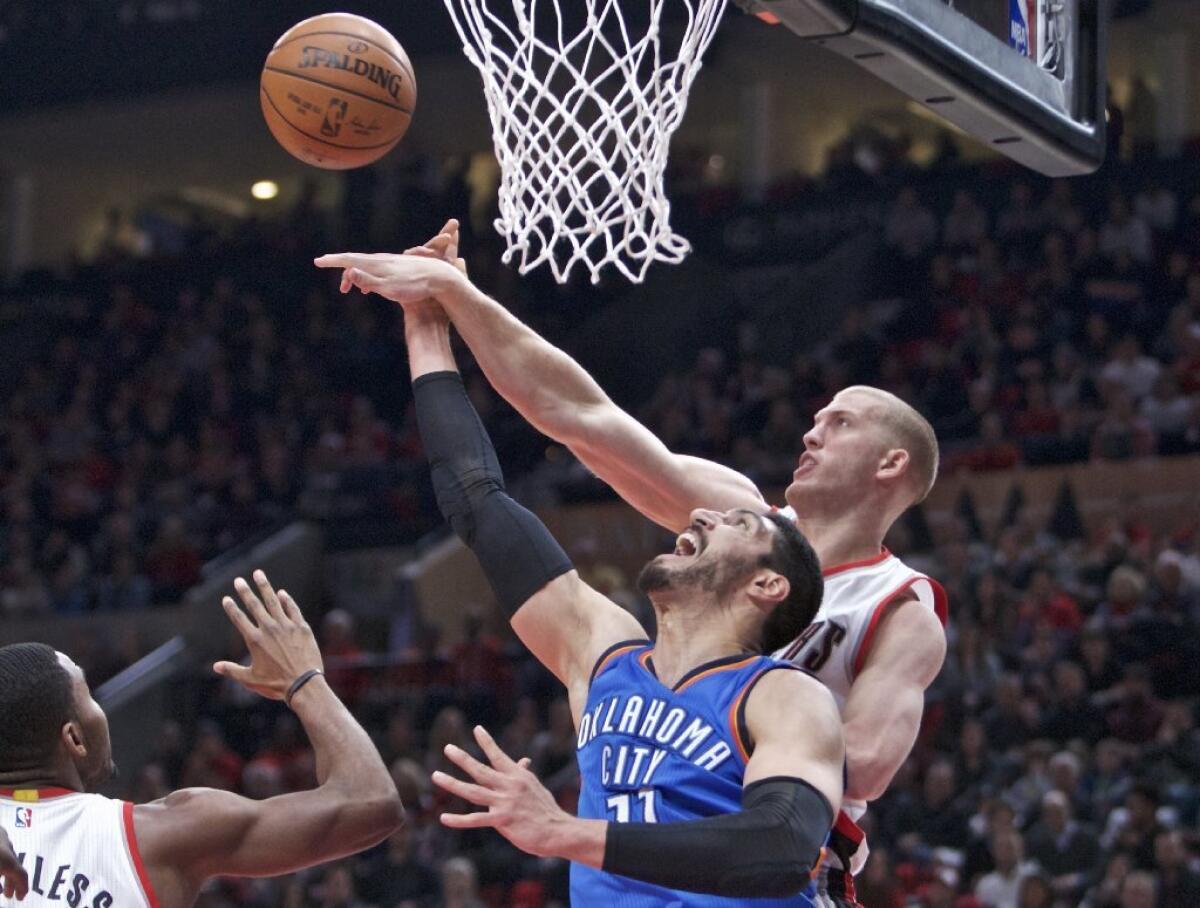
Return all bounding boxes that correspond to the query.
[14,807,32,828]
[321,98,349,137]
[1008,0,1036,57]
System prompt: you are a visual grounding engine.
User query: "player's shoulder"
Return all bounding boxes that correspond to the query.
[745,667,841,741]
[137,787,251,827]
[749,664,838,717]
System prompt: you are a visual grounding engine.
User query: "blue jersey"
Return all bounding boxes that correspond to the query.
[571,640,819,907]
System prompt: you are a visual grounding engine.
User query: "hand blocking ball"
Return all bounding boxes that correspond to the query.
[261,13,417,169]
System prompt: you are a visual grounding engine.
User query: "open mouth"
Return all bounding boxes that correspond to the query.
[674,530,700,557]
[793,453,818,478]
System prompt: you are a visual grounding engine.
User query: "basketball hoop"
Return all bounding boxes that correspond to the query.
[442,0,728,284]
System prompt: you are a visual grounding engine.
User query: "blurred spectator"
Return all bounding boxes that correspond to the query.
[358,826,441,907]
[322,610,370,707]
[1119,870,1157,908]
[1099,196,1153,265]
[974,829,1036,907]
[887,188,939,259]
[317,863,372,908]
[1023,791,1099,899]
[437,856,487,908]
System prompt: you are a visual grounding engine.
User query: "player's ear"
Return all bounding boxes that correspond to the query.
[748,569,789,608]
[61,721,87,759]
[877,447,910,482]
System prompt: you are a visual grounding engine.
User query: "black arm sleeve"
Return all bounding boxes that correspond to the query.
[412,371,573,615]
[603,777,833,899]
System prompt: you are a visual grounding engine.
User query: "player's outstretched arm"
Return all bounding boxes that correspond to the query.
[434,672,843,900]
[400,296,646,699]
[134,573,403,904]
[0,827,28,901]
[841,597,945,802]
[316,227,766,533]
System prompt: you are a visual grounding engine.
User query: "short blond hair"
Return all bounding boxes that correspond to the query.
[839,386,940,504]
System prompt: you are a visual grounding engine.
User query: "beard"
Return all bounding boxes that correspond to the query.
[636,553,757,598]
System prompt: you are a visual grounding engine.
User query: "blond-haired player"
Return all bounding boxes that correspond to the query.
[317,223,947,905]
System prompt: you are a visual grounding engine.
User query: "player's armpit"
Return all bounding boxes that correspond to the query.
[841,599,946,803]
[511,570,647,700]
[741,668,845,814]
[136,784,403,890]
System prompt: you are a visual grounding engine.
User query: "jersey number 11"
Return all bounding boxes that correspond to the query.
[606,789,659,823]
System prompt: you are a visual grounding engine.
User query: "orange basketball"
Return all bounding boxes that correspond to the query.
[260,13,417,170]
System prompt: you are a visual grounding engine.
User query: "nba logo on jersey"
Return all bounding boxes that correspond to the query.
[14,806,32,828]
[1008,0,1036,57]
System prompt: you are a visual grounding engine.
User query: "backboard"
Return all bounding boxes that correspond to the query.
[735,0,1108,176]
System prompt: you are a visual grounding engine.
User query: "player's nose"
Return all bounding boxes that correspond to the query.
[802,425,822,449]
[689,509,719,529]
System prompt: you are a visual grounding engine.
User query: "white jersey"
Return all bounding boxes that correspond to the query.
[772,507,948,895]
[0,788,158,908]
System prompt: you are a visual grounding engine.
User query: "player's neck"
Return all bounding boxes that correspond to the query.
[650,597,751,688]
[0,766,80,793]
[794,511,890,572]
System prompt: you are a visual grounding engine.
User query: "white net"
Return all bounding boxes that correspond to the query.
[442,0,728,284]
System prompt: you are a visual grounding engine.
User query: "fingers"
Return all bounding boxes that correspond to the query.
[431,770,498,806]
[343,268,384,296]
[252,570,285,621]
[314,252,393,268]
[439,810,498,830]
[213,661,253,684]
[444,743,502,786]
[221,595,257,641]
[473,725,518,772]
[518,757,533,770]
[279,589,303,623]
[233,576,272,627]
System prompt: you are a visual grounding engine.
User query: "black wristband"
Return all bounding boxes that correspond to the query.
[285,669,324,707]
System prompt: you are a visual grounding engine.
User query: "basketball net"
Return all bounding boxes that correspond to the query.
[442,0,727,284]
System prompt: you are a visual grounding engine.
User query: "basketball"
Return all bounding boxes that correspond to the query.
[260,13,417,170]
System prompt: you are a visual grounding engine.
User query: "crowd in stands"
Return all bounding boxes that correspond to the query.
[4,142,1200,906]
[4,159,1200,618]
[639,175,1200,489]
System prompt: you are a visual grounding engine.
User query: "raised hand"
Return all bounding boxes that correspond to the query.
[0,827,27,901]
[314,218,467,311]
[432,726,576,858]
[404,218,468,278]
[214,570,324,701]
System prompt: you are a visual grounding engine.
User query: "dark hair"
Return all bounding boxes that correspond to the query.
[0,643,74,768]
[757,512,823,655]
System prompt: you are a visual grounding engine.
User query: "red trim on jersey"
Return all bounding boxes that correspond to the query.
[0,787,76,800]
[835,810,866,845]
[822,548,892,578]
[850,576,949,678]
[123,801,162,908]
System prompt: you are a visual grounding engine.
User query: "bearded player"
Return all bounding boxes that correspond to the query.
[395,277,843,905]
[317,222,947,905]
[0,572,403,908]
